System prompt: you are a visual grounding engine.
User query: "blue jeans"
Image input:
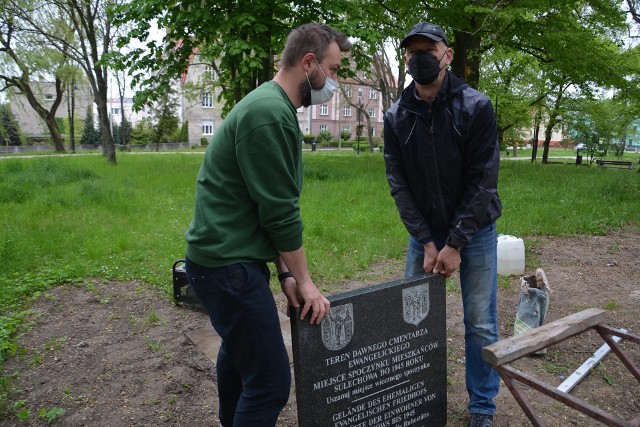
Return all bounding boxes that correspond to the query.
[185,258,291,426]
[405,223,500,415]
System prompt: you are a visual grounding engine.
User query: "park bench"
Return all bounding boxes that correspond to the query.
[595,159,634,169]
[482,308,640,427]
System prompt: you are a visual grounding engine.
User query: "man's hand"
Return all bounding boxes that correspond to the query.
[280,276,330,324]
[280,277,299,318]
[422,242,439,274]
[277,247,330,324]
[296,280,330,325]
[433,245,461,278]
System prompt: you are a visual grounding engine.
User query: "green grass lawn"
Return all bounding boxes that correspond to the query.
[0,151,638,365]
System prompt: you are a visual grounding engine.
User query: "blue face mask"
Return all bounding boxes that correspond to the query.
[306,59,339,105]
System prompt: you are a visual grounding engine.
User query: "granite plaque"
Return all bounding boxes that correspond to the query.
[291,274,447,427]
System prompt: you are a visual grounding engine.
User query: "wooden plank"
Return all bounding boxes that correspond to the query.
[483,308,608,366]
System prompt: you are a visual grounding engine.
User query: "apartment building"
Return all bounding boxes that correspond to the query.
[179,53,224,146]
[296,77,384,141]
[9,82,93,141]
[106,97,153,129]
[180,52,384,145]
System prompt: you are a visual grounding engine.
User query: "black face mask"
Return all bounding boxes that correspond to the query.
[408,50,446,85]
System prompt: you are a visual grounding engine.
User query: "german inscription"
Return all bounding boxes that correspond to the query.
[291,274,446,426]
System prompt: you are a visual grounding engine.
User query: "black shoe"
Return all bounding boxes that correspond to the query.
[469,413,494,427]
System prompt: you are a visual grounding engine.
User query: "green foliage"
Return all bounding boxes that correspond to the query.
[38,406,65,424]
[152,91,180,145]
[179,121,189,143]
[341,129,352,141]
[0,105,21,146]
[200,137,209,146]
[79,107,101,146]
[303,134,317,145]
[497,159,639,236]
[351,137,380,152]
[112,118,132,147]
[112,0,361,115]
[317,130,333,143]
[130,119,153,146]
[55,118,66,134]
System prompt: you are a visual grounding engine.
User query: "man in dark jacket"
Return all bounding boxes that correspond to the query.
[384,22,501,427]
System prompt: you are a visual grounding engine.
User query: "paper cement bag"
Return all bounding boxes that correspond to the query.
[513,268,552,337]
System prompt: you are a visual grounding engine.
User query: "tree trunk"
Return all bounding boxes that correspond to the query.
[95,71,116,164]
[451,27,481,88]
[541,123,555,164]
[43,117,66,151]
[19,77,66,152]
[70,82,76,153]
[363,109,374,153]
[531,111,541,162]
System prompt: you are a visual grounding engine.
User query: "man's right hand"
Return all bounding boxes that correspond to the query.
[422,242,439,274]
[296,280,330,325]
[278,246,331,324]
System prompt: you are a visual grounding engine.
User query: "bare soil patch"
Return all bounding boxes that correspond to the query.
[2,226,639,426]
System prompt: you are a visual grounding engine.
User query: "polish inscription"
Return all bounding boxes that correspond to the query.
[291,275,447,427]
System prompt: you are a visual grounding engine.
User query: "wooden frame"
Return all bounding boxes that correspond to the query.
[482,308,640,427]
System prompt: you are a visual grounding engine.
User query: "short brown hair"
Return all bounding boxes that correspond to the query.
[280,23,351,69]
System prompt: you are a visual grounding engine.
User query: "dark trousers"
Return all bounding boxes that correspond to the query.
[185,258,291,426]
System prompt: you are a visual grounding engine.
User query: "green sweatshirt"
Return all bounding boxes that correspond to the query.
[185,81,304,268]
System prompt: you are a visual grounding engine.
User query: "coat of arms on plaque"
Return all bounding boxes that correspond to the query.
[402,284,430,325]
[321,303,354,351]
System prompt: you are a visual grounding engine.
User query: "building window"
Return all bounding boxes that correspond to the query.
[369,88,377,100]
[344,85,351,98]
[342,125,351,132]
[45,94,54,101]
[202,92,213,108]
[371,127,376,136]
[320,104,328,115]
[112,108,121,115]
[358,87,363,98]
[204,65,214,78]
[319,124,328,133]
[343,106,352,117]
[202,120,214,135]
[368,108,376,118]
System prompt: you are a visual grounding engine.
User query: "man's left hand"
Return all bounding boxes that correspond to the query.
[433,245,461,278]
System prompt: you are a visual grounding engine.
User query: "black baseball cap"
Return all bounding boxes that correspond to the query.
[400,22,449,48]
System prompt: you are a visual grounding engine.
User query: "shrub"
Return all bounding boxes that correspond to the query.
[303,134,317,145]
[317,130,333,143]
[179,121,189,143]
[130,120,153,145]
[340,129,352,141]
[200,137,209,146]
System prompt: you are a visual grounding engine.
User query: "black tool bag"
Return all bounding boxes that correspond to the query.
[172,259,206,310]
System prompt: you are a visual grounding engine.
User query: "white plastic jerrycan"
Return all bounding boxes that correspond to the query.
[497,235,525,276]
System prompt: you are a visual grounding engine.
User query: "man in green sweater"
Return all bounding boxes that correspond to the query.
[184,23,351,427]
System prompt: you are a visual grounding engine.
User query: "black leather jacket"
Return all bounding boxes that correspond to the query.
[383,72,502,250]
